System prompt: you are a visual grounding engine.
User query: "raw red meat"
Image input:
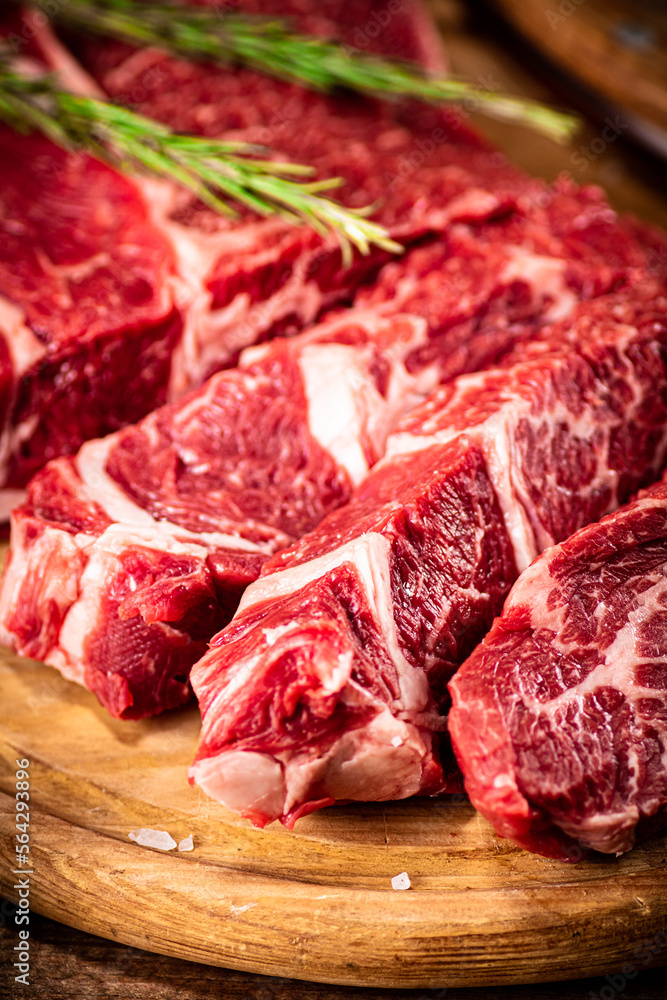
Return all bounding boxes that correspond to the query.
[0,12,181,502]
[0,0,452,505]
[3,0,663,509]
[4,0,667,729]
[348,177,667,379]
[0,123,181,501]
[2,184,664,720]
[188,285,667,827]
[0,303,446,719]
[68,0,542,391]
[4,175,661,722]
[448,475,667,859]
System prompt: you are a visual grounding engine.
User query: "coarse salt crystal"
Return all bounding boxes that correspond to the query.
[178,834,194,852]
[128,828,177,851]
[391,872,411,891]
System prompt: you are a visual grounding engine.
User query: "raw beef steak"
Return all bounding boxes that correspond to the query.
[448,476,667,859]
[188,286,667,827]
[0,0,446,506]
[3,0,664,508]
[68,0,542,391]
[4,0,667,723]
[347,176,667,380]
[0,123,180,503]
[3,188,660,722]
[0,305,444,719]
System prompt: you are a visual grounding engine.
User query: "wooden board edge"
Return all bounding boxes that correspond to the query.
[2,792,667,989]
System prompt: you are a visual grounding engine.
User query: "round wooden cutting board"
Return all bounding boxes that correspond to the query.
[1,649,666,989]
[488,0,667,135]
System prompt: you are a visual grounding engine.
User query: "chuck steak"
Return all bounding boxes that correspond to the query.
[0,122,181,503]
[3,189,652,720]
[4,0,667,739]
[68,0,541,392]
[0,0,449,503]
[188,286,667,827]
[448,476,667,859]
[3,164,666,719]
[2,0,664,506]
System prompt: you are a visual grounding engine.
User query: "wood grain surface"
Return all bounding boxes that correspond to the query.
[488,0,667,133]
[1,650,666,990]
[434,0,667,231]
[2,896,667,1000]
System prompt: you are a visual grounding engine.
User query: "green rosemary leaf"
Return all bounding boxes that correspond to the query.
[45,0,579,144]
[0,46,403,257]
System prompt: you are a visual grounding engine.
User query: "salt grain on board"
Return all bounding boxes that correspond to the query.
[178,834,194,852]
[128,829,177,851]
[391,872,411,890]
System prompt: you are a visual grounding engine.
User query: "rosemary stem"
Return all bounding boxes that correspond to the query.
[43,0,579,144]
[0,47,403,261]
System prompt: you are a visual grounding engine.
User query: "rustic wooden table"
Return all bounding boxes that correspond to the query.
[1,897,666,999]
[2,2,667,998]
[436,0,667,230]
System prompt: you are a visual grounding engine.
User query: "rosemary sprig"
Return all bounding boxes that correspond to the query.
[0,49,402,262]
[46,0,578,144]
